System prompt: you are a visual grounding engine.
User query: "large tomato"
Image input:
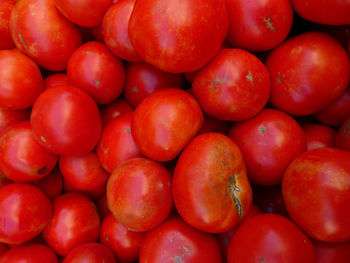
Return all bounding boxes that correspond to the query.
[0,0,15,50]
[63,243,115,263]
[313,239,350,263]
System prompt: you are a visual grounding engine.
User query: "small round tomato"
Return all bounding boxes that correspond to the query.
[30,85,102,156]
[0,108,30,135]
[0,50,43,110]
[100,97,133,127]
[43,193,100,256]
[131,88,203,162]
[139,217,222,263]
[63,243,115,263]
[282,148,350,242]
[192,49,270,121]
[227,214,317,263]
[336,117,350,152]
[32,168,63,199]
[107,158,172,232]
[0,0,15,50]
[303,124,336,151]
[44,73,70,90]
[0,184,52,245]
[100,214,146,262]
[313,239,350,263]
[173,133,252,233]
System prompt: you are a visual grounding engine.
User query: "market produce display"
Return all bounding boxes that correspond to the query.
[0,0,350,262]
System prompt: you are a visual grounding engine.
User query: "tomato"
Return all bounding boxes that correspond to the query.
[97,111,142,173]
[128,0,229,72]
[225,0,293,51]
[192,49,270,121]
[100,97,133,126]
[0,243,57,263]
[292,0,350,25]
[0,0,15,50]
[335,117,350,152]
[32,168,63,199]
[107,157,172,232]
[227,214,317,263]
[139,217,222,263]
[303,124,336,151]
[131,88,203,162]
[63,242,115,263]
[282,148,350,242]
[54,0,113,27]
[30,85,102,156]
[10,0,82,71]
[63,179,106,201]
[0,183,52,244]
[173,133,252,233]
[228,109,306,185]
[43,192,100,256]
[265,32,350,116]
[0,108,30,135]
[0,121,57,182]
[100,214,145,262]
[44,73,70,90]
[96,193,110,219]
[67,41,125,104]
[313,239,350,263]
[123,62,184,107]
[0,50,43,110]
[102,0,142,62]
[0,173,11,188]
[0,243,7,256]
[197,115,229,135]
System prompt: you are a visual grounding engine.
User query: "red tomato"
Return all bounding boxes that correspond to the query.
[128,0,229,72]
[228,109,306,185]
[265,32,350,116]
[292,0,350,25]
[131,88,203,162]
[192,49,270,121]
[225,0,293,51]
[102,0,142,62]
[100,214,146,262]
[32,168,63,199]
[44,73,70,90]
[107,157,172,232]
[0,184,52,244]
[123,62,184,107]
[0,243,8,256]
[100,97,133,127]
[54,0,113,27]
[0,173,11,188]
[67,41,125,104]
[227,214,317,263]
[30,85,102,156]
[43,193,100,256]
[0,108,30,135]
[0,50,43,110]
[63,242,115,263]
[173,133,252,233]
[96,193,110,219]
[97,111,142,173]
[10,0,82,71]
[197,115,229,135]
[335,117,350,151]
[313,239,350,263]
[0,121,57,182]
[303,124,336,151]
[282,148,350,242]
[139,217,222,263]
[0,0,15,50]
[0,243,57,263]
[63,179,106,201]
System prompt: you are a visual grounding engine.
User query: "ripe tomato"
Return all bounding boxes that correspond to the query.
[0,0,15,50]
[32,168,63,199]
[302,124,336,151]
[96,193,110,219]
[282,148,350,242]
[173,133,252,233]
[313,239,350,263]
[107,157,172,232]
[227,214,317,263]
[129,0,229,72]
[43,73,70,90]
[63,243,115,263]
[336,117,350,151]
[100,97,133,126]
[0,108,30,135]
[0,243,7,256]
[0,183,52,244]
[30,85,102,156]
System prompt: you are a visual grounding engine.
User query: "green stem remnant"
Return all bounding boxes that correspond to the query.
[227,174,242,218]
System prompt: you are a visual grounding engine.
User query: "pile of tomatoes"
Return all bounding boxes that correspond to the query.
[0,0,350,262]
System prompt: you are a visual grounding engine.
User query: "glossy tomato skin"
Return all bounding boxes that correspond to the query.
[67,41,125,104]
[97,111,142,173]
[0,108,30,135]
[139,217,222,263]
[313,239,350,263]
[282,148,350,242]
[227,214,317,263]
[107,158,172,232]
[0,243,58,263]
[32,168,63,199]
[54,0,113,27]
[43,193,100,256]
[0,0,15,50]
[96,193,110,219]
[192,49,270,121]
[0,50,43,110]
[131,88,203,162]
[44,73,70,90]
[0,184,52,244]
[63,242,115,263]
[30,85,102,156]
[173,133,252,233]
[292,0,350,25]
[226,0,293,51]
[100,97,133,127]
[265,32,350,116]
[0,121,57,182]
[10,0,82,71]
[123,62,184,107]
[335,117,350,152]
[102,0,142,62]
[100,214,146,262]
[129,0,229,73]
[303,124,336,151]
[228,109,306,185]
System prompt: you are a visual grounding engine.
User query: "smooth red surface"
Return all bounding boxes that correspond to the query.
[63,242,115,263]
[32,168,63,199]
[303,124,336,151]
[0,108,30,135]
[0,0,15,50]
[44,73,70,90]
[282,148,350,242]
[0,243,7,256]
[336,117,350,152]
[96,193,110,219]
[313,239,350,263]
[100,97,133,126]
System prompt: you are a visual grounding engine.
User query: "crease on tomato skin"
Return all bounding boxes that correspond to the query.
[227,174,242,219]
